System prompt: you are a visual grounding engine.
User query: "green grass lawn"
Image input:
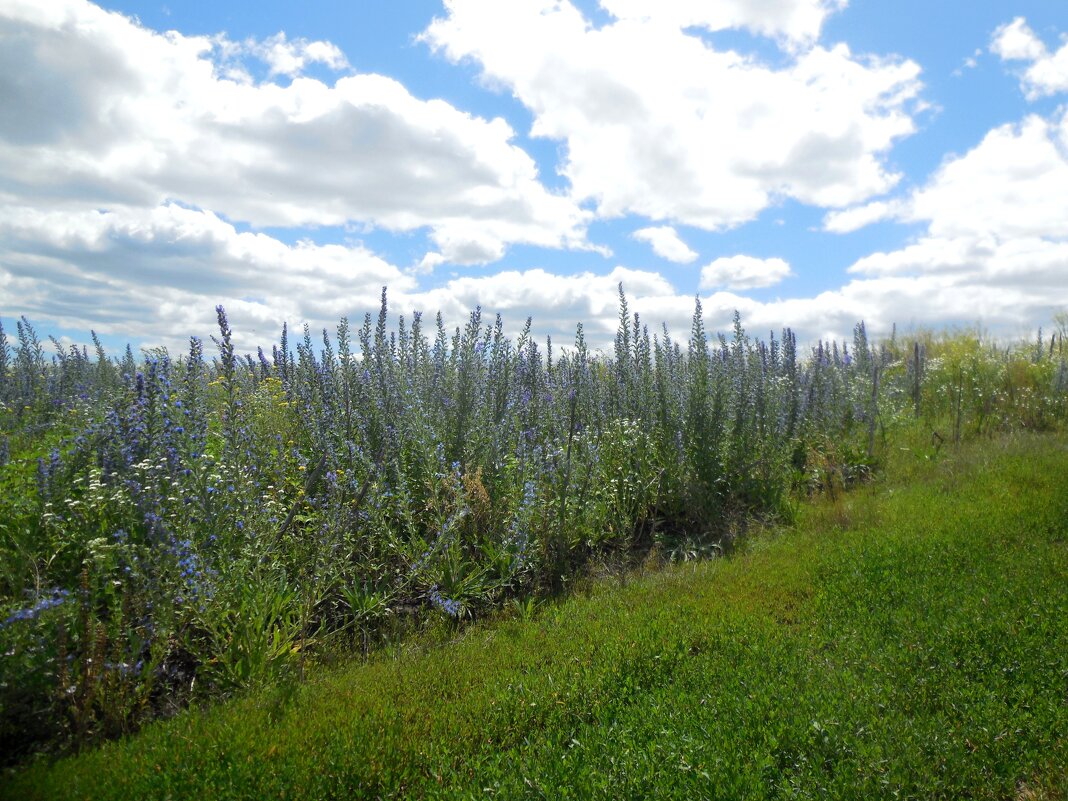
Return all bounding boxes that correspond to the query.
[5,432,1067,800]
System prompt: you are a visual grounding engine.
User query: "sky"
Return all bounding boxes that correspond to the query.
[1,0,1067,354]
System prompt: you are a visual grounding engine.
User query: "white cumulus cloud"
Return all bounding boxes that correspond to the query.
[0,203,416,349]
[0,0,592,266]
[423,0,923,232]
[822,199,903,233]
[831,108,1068,334]
[700,255,793,289]
[632,226,698,263]
[991,17,1068,99]
[905,113,1068,242]
[991,17,1049,62]
[247,32,351,78]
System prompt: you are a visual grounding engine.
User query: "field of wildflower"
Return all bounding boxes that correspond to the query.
[1,287,1066,766]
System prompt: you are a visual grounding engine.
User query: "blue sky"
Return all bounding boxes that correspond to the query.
[1,0,1067,353]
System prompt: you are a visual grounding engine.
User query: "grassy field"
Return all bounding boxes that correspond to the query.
[5,431,1067,800]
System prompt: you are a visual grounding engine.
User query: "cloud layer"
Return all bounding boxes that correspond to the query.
[1,3,1065,355]
[423,0,922,230]
[821,110,1068,334]
[0,203,411,347]
[0,0,590,266]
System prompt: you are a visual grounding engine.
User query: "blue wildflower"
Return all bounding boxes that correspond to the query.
[1,589,69,629]
[429,585,462,618]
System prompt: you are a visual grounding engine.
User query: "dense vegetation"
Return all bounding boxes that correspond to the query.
[1,288,1066,764]
[6,431,1066,799]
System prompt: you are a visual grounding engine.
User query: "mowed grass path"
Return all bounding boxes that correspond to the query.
[6,433,1067,800]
